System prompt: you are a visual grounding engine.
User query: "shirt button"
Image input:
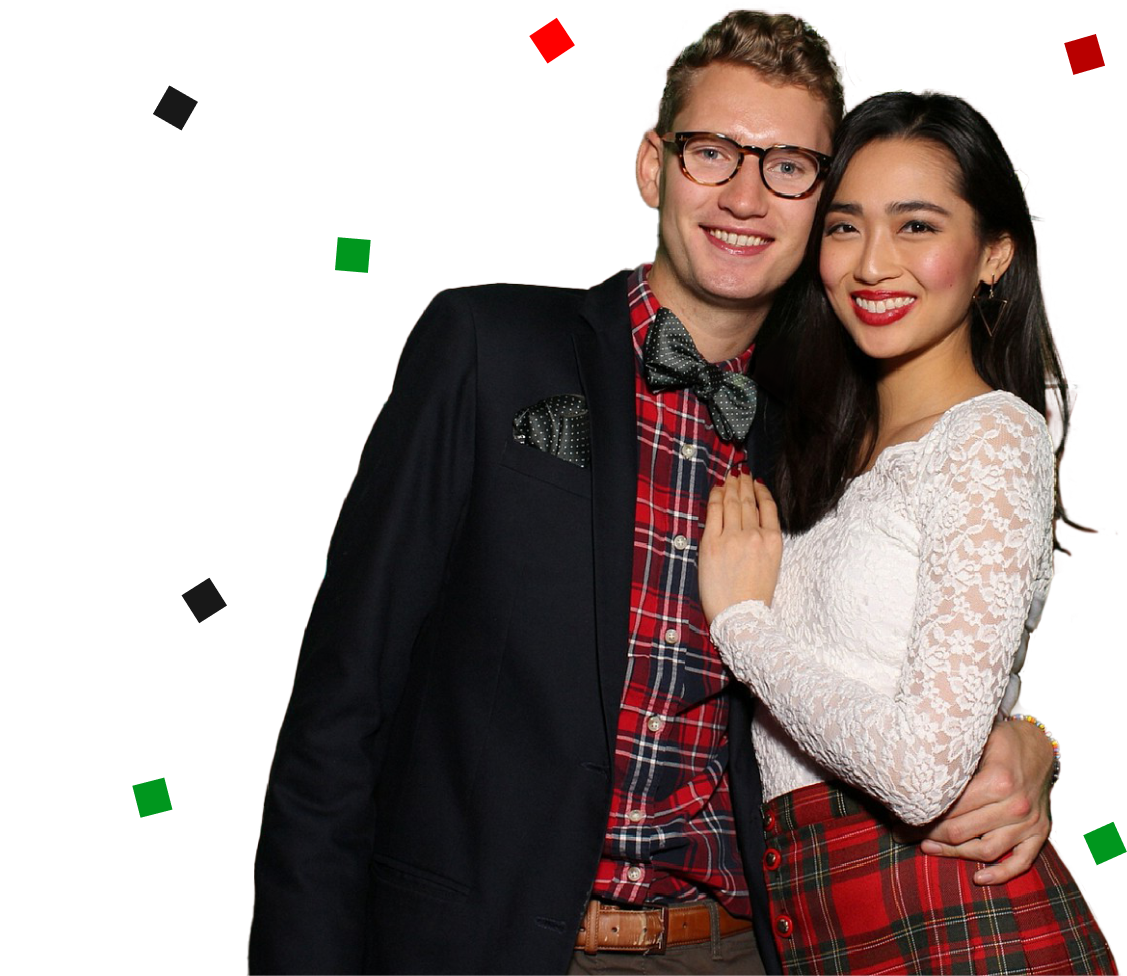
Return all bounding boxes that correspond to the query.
[663,629,679,644]
[627,809,645,823]
[672,534,689,551]
[764,849,781,871]
[776,915,793,937]
[680,443,696,459]
[627,866,643,882]
[646,715,665,733]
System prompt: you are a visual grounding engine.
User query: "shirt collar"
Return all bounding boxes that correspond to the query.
[626,264,755,375]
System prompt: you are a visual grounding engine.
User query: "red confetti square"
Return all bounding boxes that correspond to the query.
[1064,34,1105,74]
[530,18,574,63]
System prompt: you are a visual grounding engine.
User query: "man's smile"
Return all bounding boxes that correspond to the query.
[704,226,774,254]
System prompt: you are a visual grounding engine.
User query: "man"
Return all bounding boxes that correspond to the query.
[249,12,1056,975]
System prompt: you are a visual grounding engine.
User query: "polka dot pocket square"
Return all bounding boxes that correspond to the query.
[512,394,590,469]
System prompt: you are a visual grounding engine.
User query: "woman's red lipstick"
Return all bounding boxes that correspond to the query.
[850,290,917,326]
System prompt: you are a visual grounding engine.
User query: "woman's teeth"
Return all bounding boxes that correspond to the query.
[852,297,915,311]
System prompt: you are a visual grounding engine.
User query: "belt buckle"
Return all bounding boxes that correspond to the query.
[649,905,668,954]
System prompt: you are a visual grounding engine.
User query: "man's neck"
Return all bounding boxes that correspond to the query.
[646,261,768,363]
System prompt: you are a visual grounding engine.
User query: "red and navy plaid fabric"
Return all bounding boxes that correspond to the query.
[592,266,754,917]
[762,781,1118,975]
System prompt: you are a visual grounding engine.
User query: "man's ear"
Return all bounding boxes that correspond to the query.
[636,129,663,209]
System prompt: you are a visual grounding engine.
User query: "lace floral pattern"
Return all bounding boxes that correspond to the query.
[712,392,1055,825]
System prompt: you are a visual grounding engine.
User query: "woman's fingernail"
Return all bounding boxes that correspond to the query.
[975,871,994,885]
[755,477,765,484]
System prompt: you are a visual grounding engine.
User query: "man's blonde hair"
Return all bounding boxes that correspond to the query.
[657,11,844,134]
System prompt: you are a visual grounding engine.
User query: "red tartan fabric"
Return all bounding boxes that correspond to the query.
[591,266,754,916]
[762,781,1118,975]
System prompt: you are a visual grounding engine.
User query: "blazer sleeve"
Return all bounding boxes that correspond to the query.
[249,290,478,974]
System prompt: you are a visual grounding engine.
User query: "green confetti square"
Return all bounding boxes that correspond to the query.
[335,237,370,273]
[133,777,172,818]
[1084,822,1125,865]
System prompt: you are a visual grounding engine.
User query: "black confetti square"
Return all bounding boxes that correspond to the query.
[154,86,197,129]
[182,578,226,622]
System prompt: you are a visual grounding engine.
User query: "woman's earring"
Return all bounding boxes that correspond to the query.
[972,274,1008,337]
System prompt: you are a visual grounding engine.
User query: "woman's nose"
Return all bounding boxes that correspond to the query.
[854,230,898,284]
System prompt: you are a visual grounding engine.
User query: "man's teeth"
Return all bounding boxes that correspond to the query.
[853,295,916,313]
[709,228,769,247]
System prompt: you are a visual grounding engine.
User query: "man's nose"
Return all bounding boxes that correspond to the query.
[716,158,770,218]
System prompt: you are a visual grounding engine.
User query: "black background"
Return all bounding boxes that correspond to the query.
[6,5,1117,964]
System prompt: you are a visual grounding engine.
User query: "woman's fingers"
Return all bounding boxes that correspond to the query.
[709,470,776,534]
[704,483,725,538]
[723,471,745,529]
[753,478,779,531]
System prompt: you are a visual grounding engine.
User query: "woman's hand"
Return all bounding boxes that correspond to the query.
[699,472,783,625]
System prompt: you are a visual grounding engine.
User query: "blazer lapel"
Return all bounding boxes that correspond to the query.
[572,270,637,757]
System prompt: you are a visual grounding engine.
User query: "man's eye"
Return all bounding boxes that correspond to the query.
[767,158,808,177]
[825,222,857,236]
[904,220,936,233]
[690,144,734,163]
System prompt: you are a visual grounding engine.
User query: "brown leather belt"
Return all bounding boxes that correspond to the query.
[575,897,753,954]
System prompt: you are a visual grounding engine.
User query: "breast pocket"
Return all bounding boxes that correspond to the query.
[499,436,592,498]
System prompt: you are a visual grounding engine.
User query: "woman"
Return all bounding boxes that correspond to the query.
[698,92,1117,974]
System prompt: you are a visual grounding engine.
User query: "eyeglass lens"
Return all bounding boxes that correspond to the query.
[681,134,820,195]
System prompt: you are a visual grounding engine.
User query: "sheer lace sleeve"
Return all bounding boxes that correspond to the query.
[712,398,1055,825]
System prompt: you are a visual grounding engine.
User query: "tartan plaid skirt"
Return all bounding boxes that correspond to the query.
[761,782,1117,975]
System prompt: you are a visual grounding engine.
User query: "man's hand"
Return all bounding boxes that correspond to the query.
[919,718,1054,884]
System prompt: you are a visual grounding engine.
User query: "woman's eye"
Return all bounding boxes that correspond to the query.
[903,219,936,234]
[825,221,857,236]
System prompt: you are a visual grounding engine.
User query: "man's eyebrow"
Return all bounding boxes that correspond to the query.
[829,198,951,215]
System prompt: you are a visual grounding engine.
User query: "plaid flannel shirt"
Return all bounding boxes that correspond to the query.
[591,265,753,918]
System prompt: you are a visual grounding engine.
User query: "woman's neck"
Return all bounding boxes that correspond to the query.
[875,328,991,435]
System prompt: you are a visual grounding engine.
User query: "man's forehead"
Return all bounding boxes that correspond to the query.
[672,63,832,147]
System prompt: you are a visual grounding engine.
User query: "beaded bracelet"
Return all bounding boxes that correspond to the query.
[1008,713,1061,785]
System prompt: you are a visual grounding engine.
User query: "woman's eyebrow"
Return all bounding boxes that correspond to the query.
[825,200,953,217]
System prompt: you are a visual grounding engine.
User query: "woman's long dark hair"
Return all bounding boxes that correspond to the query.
[774,91,1083,550]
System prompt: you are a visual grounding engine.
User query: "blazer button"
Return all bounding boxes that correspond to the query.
[764,848,781,871]
[776,915,793,938]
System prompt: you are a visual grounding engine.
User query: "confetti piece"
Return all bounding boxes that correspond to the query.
[1081,815,1127,865]
[335,237,371,273]
[530,18,575,63]
[1064,34,1105,74]
[182,578,226,622]
[133,777,173,818]
[152,85,198,131]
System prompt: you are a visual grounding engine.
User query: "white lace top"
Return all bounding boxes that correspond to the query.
[711,391,1055,825]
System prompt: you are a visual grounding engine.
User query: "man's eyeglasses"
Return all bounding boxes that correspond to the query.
[661,132,833,199]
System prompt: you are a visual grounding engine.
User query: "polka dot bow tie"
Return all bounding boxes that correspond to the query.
[642,307,758,443]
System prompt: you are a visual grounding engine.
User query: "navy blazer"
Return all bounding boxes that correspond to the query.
[248,269,784,975]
